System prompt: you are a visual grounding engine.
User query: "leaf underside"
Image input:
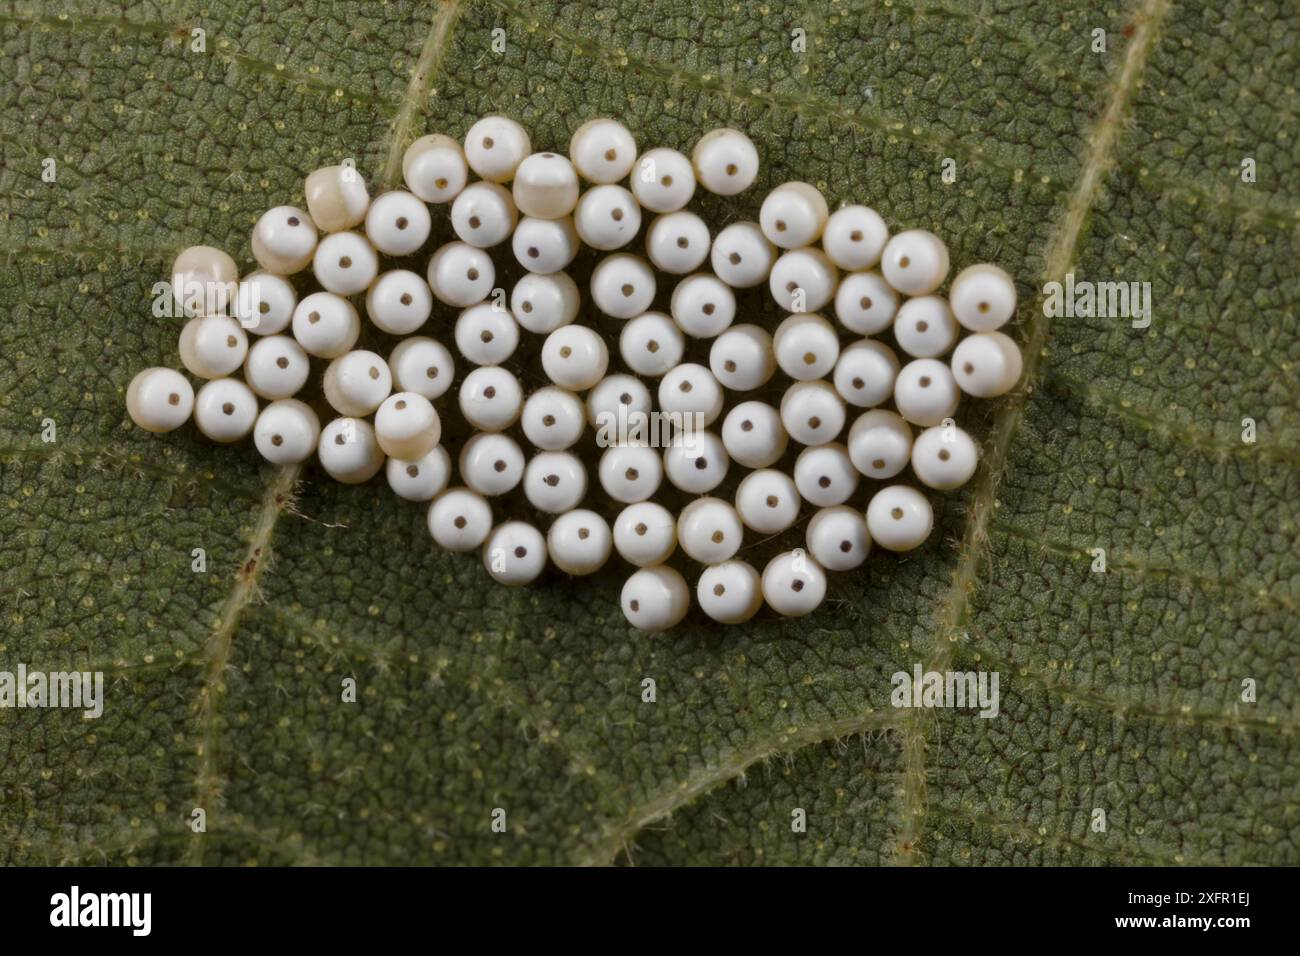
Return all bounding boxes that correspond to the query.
[1,0,1296,866]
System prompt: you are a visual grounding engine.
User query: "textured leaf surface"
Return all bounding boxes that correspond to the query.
[1,0,1296,866]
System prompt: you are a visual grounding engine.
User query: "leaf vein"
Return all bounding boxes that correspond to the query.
[929,801,1234,866]
[890,0,1175,867]
[1042,370,1300,466]
[583,710,901,866]
[377,0,468,190]
[995,521,1298,614]
[478,0,1070,185]
[964,643,1297,734]
[186,464,299,866]
[0,9,396,108]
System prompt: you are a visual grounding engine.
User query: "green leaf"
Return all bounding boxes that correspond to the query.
[1,0,1296,866]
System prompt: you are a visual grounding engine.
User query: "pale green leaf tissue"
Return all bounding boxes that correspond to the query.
[0,0,1295,865]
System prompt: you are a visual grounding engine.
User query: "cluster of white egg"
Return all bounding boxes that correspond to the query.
[126,116,1021,631]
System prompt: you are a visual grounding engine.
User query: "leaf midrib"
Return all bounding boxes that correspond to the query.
[888,0,1176,866]
[182,0,468,867]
